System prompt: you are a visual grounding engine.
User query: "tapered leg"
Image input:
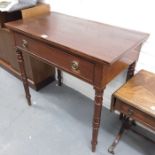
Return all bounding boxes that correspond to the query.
[16,49,31,106]
[91,87,104,152]
[57,69,62,86]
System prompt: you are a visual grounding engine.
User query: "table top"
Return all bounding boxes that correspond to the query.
[5,12,149,64]
[114,70,155,118]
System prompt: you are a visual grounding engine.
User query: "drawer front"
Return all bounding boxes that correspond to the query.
[14,33,94,83]
[114,99,155,131]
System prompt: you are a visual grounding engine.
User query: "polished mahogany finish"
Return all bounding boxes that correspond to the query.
[109,70,155,154]
[6,12,148,64]
[14,32,95,83]
[5,12,149,152]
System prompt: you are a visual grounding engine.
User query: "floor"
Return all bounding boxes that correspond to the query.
[0,68,154,155]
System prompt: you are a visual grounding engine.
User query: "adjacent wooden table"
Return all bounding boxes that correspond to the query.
[109,70,155,154]
[5,12,149,152]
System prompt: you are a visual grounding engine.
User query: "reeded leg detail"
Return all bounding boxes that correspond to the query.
[57,69,62,86]
[16,48,31,106]
[91,87,104,152]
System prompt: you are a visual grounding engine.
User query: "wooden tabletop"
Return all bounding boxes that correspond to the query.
[5,12,149,64]
[114,70,155,118]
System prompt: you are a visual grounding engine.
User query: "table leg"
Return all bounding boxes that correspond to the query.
[108,116,130,154]
[123,61,136,122]
[16,49,31,106]
[57,69,62,86]
[126,61,136,81]
[119,113,124,120]
[119,61,136,119]
[91,87,104,152]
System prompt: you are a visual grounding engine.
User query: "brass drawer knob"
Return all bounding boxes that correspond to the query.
[22,39,28,48]
[71,61,79,71]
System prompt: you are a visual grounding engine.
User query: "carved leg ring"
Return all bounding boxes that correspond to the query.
[16,49,31,106]
[91,88,104,152]
[57,69,62,86]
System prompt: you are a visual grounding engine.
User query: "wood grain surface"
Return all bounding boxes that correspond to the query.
[114,70,155,118]
[5,12,149,64]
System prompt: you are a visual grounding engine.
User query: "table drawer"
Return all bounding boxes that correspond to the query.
[113,99,155,130]
[14,33,94,83]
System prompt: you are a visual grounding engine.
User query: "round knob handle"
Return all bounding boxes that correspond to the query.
[22,39,28,48]
[71,61,79,71]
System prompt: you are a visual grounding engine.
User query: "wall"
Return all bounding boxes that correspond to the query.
[39,0,155,108]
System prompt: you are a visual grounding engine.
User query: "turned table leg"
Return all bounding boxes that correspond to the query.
[16,48,31,106]
[57,69,62,86]
[126,61,136,81]
[119,61,136,119]
[91,87,104,152]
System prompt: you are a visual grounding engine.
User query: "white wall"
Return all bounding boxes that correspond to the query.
[39,0,155,108]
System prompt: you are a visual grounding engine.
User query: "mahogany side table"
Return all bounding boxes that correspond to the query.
[5,12,149,152]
